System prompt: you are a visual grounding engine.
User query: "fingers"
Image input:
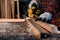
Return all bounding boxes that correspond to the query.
[42,18,46,22]
[35,18,42,21]
[39,18,47,22]
[37,12,52,23]
[36,17,51,23]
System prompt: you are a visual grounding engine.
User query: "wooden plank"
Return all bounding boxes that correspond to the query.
[1,0,13,19]
[0,19,25,22]
[0,1,1,18]
[1,0,5,18]
[7,0,11,18]
[0,0,2,18]
[17,0,20,19]
[29,19,50,33]
[5,0,8,18]
[5,0,11,18]
[36,21,52,33]
[11,0,15,19]
[26,19,41,38]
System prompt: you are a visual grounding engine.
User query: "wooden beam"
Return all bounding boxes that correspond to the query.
[1,0,5,18]
[26,19,41,38]
[17,0,20,19]
[36,21,52,33]
[5,0,8,18]
[7,0,11,18]
[0,19,25,22]
[1,0,14,19]
[11,0,15,19]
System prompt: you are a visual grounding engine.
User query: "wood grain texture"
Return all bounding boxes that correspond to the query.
[26,19,41,38]
[36,21,52,33]
[0,19,25,22]
[11,0,15,19]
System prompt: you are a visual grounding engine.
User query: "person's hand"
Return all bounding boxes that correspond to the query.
[39,12,52,22]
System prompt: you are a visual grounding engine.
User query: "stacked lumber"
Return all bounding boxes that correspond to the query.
[0,0,9,18]
[0,0,20,19]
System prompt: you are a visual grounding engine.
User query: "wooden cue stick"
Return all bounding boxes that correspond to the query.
[5,0,8,19]
[9,0,11,19]
[17,0,20,19]
[7,0,9,18]
[0,1,1,18]
[1,0,4,18]
[1,0,5,18]
[8,0,11,19]
[0,0,2,18]
[11,0,14,19]
[3,0,5,18]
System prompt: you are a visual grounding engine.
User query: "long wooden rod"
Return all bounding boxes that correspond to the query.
[11,0,14,19]
[29,19,50,33]
[5,0,8,18]
[36,21,52,33]
[30,19,51,33]
[0,19,25,22]
[17,0,20,19]
[1,0,5,18]
[0,0,3,18]
[7,0,11,19]
[25,19,41,38]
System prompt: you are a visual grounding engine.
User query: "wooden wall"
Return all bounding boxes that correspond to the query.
[0,0,15,19]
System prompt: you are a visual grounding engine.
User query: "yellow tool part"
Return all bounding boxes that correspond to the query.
[28,8,40,18]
